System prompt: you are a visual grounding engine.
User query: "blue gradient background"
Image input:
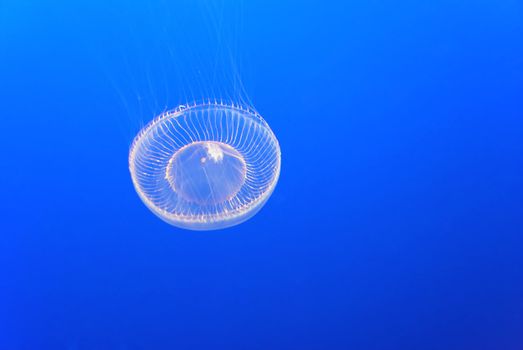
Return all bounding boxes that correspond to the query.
[1,1,523,349]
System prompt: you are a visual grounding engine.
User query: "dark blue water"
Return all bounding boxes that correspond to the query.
[1,1,522,349]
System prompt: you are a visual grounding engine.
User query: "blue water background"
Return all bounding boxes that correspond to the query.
[1,1,523,349]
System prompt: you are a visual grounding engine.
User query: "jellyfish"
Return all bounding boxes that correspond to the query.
[129,102,281,230]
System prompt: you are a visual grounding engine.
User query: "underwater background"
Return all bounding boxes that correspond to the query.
[1,0,523,349]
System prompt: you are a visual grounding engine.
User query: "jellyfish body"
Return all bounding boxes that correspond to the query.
[129,102,281,230]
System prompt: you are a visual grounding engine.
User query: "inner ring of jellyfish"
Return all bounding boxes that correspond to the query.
[129,102,281,231]
[166,141,247,205]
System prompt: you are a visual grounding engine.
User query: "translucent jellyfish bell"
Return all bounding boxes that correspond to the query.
[129,102,281,230]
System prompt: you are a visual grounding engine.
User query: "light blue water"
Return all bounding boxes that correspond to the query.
[1,1,522,349]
